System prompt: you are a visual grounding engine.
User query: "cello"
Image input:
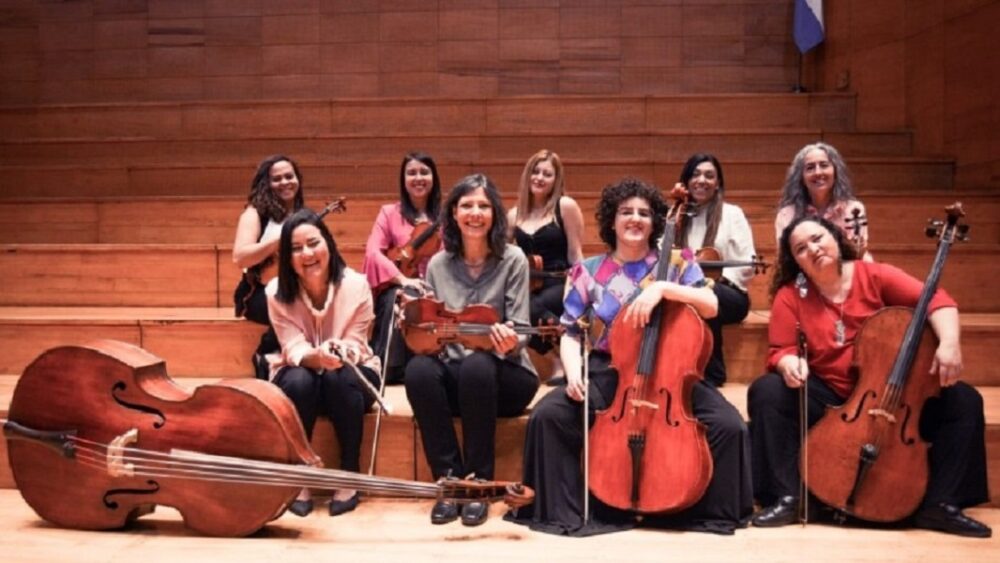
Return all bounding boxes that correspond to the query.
[588,189,714,513]
[803,203,969,522]
[1,340,533,537]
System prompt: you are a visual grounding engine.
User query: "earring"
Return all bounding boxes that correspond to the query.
[795,272,808,299]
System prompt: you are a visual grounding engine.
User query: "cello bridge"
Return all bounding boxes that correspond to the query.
[106,428,139,477]
[867,408,897,424]
[629,399,660,412]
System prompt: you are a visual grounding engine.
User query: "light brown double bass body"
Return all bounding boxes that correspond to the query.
[7,340,315,537]
[589,301,714,512]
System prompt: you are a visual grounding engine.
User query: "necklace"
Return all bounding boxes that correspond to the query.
[823,298,846,346]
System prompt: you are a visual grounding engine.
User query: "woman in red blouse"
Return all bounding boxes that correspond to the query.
[748,215,990,538]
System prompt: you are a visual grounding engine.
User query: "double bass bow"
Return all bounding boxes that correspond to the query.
[803,202,969,523]
[588,186,714,513]
[2,340,534,537]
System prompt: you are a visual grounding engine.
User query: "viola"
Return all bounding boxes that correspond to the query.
[693,247,769,281]
[803,203,969,522]
[588,184,714,512]
[1,340,533,537]
[386,217,441,278]
[400,297,563,355]
[250,197,347,286]
[527,254,568,292]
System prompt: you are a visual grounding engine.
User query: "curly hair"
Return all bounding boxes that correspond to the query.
[596,177,668,251]
[777,142,857,216]
[770,214,860,300]
[275,209,347,304]
[439,173,508,258]
[514,149,565,226]
[248,155,305,223]
[677,153,725,249]
[398,152,441,225]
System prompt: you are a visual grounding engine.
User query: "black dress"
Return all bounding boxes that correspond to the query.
[513,198,570,354]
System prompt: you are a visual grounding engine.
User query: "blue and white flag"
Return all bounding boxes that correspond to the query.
[793,0,824,53]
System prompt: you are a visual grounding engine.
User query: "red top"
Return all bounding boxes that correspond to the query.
[767,261,957,398]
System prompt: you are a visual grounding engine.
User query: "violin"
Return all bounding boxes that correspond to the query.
[693,247,769,281]
[386,217,441,278]
[2,340,533,536]
[250,197,347,286]
[803,203,969,522]
[527,254,568,292]
[400,297,563,355]
[588,185,714,512]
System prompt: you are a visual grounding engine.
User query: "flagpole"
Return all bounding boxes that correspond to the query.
[793,51,805,93]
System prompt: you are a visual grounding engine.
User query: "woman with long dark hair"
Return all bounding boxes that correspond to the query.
[266,209,381,518]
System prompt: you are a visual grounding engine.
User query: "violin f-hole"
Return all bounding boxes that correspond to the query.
[111,382,166,429]
[840,390,877,423]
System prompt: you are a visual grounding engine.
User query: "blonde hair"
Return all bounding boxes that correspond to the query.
[514,149,565,226]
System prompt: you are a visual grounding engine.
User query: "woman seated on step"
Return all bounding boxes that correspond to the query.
[506,150,584,385]
[775,142,873,261]
[672,153,756,387]
[748,215,990,538]
[266,209,382,518]
[233,155,307,379]
[362,152,443,384]
[506,178,753,536]
[403,174,540,528]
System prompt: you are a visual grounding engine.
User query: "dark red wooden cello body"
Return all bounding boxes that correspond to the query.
[803,203,969,522]
[587,190,714,513]
[2,340,532,536]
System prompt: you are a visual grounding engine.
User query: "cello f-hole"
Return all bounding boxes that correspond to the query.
[659,387,679,427]
[840,390,877,423]
[111,382,166,429]
[899,405,916,445]
[611,387,633,423]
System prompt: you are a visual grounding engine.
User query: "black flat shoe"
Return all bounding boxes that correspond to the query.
[751,496,800,528]
[460,501,489,527]
[288,499,314,517]
[914,503,992,538]
[328,493,360,517]
[430,500,459,525]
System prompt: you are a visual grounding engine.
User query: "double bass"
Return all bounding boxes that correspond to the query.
[588,190,714,512]
[1,340,533,536]
[803,203,969,522]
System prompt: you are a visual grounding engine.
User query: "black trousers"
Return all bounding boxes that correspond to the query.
[244,286,279,380]
[404,351,539,480]
[528,279,565,354]
[369,285,419,384]
[274,364,379,472]
[748,372,990,510]
[703,280,750,387]
[510,352,753,536]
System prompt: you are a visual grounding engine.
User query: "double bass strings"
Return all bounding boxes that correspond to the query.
[66,436,444,498]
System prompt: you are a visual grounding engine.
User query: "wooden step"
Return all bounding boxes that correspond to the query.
[2,240,997,311]
[2,308,1000,388]
[0,94,858,140]
[0,130,915,169]
[1,374,998,508]
[2,191,997,246]
[0,157,955,199]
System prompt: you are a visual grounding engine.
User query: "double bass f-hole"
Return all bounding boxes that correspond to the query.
[111,382,166,429]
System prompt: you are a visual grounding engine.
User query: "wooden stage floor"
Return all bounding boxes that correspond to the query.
[0,491,996,563]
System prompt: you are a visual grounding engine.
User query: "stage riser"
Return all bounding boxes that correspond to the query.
[2,315,999,387]
[1,242,997,311]
[0,132,914,168]
[3,193,997,246]
[0,95,858,140]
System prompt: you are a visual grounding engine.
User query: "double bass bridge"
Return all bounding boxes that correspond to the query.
[106,428,139,478]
